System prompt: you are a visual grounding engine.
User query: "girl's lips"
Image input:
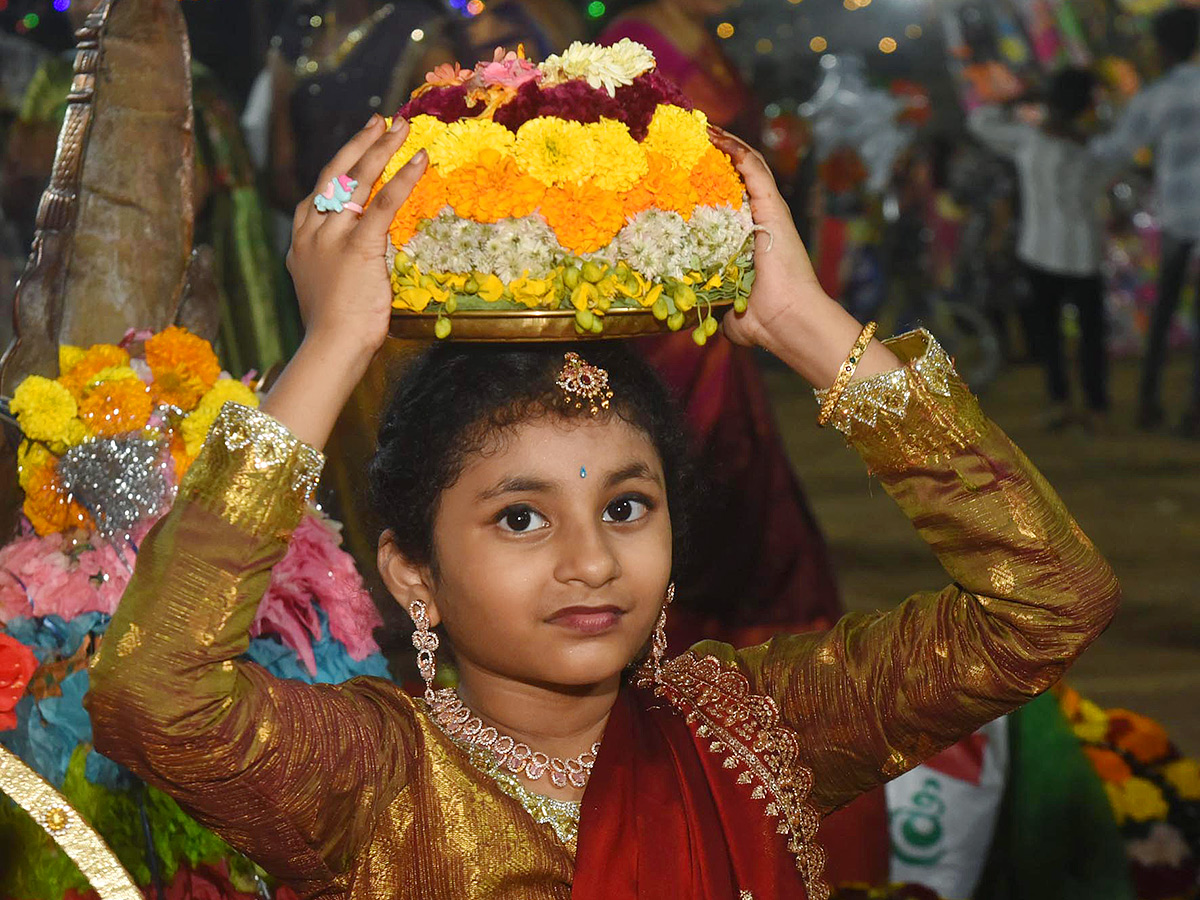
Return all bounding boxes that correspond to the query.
[547,606,624,635]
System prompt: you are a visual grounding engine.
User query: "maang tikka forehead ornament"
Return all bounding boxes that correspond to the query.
[556,352,614,416]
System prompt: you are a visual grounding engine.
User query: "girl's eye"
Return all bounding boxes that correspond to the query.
[497,506,548,534]
[603,496,650,524]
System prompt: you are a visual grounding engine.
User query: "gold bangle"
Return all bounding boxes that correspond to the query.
[817,320,878,427]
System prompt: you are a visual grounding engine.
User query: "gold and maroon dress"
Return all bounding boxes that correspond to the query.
[85,332,1120,899]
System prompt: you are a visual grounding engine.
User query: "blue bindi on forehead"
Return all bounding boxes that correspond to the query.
[580,466,587,479]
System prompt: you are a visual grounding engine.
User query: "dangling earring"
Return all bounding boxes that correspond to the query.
[650,582,674,683]
[409,600,439,702]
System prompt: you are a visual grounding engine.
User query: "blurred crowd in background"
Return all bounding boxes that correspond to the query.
[1,0,1198,434]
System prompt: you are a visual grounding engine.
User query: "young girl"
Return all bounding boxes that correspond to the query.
[85,116,1120,899]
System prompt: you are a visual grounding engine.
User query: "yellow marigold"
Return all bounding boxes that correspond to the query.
[179,377,260,457]
[145,327,221,407]
[79,377,153,437]
[1083,746,1133,785]
[540,182,626,254]
[444,150,546,223]
[1106,776,1169,824]
[1110,709,1172,764]
[17,440,55,491]
[389,168,449,248]
[516,118,595,187]
[1070,696,1111,744]
[198,378,259,415]
[23,464,92,537]
[692,145,745,210]
[11,376,79,444]
[428,117,516,174]
[370,116,447,202]
[1161,758,1200,800]
[622,152,698,220]
[57,343,129,400]
[643,105,711,171]
[588,119,648,192]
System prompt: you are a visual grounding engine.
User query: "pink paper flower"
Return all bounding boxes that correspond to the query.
[476,47,542,90]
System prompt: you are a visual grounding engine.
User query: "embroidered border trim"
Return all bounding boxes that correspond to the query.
[637,654,829,900]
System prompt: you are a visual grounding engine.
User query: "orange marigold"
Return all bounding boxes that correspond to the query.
[59,344,130,400]
[1083,746,1133,785]
[23,464,92,537]
[540,182,626,255]
[78,378,153,437]
[691,145,745,210]
[444,151,546,223]
[1108,710,1172,764]
[622,152,698,220]
[389,169,449,248]
[144,327,220,407]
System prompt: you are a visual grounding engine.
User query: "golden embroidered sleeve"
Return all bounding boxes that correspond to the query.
[699,331,1121,815]
[85,404,418,897]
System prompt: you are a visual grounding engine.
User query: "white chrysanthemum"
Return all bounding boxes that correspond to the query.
[616,209,695,280]
[404,214,487,273]
[483,216,560,281]
[540,39,656,96]
[689,204,754,269]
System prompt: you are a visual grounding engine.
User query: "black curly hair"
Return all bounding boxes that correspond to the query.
[368,342,698,583]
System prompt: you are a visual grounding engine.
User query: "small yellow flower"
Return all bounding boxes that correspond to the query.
[643,105,711,171]
[10,376,78,444]
[428,118,516,174]
[475,273,506,303]
[1106,776,1169,824]
[58,345,86,374]
[1071,697,1111,744]
[516,118,595,187]
[571,281,600,311]
[509,275,556,309]
[1161,758,1200,801]
[181,405,222,458]
[17,440,55,491]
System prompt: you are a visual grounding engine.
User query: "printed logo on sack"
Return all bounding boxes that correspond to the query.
[890,778,946,866]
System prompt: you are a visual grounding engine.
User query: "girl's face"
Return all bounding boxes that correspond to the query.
[387,414,673,690]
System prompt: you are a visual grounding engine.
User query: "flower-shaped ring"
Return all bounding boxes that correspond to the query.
[314,175,365,215]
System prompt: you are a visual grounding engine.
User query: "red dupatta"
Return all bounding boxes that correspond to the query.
[573,654,828,900]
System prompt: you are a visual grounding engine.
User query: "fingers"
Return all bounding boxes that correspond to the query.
[356,149,428,240]
[295,115,387,234]
[317,118,413,238]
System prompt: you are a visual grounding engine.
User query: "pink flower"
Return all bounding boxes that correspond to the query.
[254,513,381,674]
[425,62,474,89]
[476,46,542,90]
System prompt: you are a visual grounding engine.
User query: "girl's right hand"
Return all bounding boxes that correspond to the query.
[285,115,428,357]
[262,116,427,450]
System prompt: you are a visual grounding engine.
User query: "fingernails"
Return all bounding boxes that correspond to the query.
[366,114,383,129]
[389,116,407,133]
[406,149,428,167]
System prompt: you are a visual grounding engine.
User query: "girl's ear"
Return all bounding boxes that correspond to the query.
[377,530,441,627]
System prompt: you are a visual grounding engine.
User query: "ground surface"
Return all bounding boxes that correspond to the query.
[765,351,1200,755]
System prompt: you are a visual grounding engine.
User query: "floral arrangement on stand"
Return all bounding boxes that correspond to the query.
[374,40,755,342]
[1060,686,1200,899]
[0,327,388,900]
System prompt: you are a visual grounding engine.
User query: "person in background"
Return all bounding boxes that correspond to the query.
[969,68,1114,430]
[1090,5,1200,437]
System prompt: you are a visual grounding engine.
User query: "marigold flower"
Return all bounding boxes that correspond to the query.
[444,151,546,223]
[622,152,698,220]
[388,169,449,248]
[1108,709,1172,764]
[372,115,448,201]
[643,105,711,171]
[540,182,626,254]
[57,343,129,399]
[516,118,595,187]
[22,463,92,536]
[17,440,56,491]
[692,145,746,210]
[1083,746,1133,785]
[10,376,79,445]
[145,326,221,408]
[1105,776,1169,824]
[79,377,153,437]
[588,119,648,192]
[1160,758,1200,800]
[428,118,516,174]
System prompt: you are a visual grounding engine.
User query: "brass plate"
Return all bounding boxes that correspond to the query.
[390,299,736,342]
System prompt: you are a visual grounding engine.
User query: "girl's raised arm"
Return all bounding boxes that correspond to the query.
[705,132,1121,815]
[86,118,429,894]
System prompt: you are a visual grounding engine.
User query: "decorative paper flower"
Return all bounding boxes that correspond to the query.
[1160,758,1200,800]
[540,39,656,96]
[78,376,153,437]
[1106,776,1170,824]
[428,117,516,174]
[10,376,79,445]
[0,632,38,731]
[145,326,221,409]
[587,119,648,192]
[476,46,542,90]
[425,62,474,89]
[57,344,130,400]
[515,117,596,187]
[643,105,711,171]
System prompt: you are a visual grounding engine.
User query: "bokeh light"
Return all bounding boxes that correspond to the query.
[53,0,71,11]
[879,36,898,53]
[716,21,734,38]
[905,24,923,39]
[809,36,828,52]
[587,0,606,17]
[23,12,40,28]
[755,38,774,54]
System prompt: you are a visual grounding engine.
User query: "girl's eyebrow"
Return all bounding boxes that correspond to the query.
[477,476,556,502]
[604,461,663,489]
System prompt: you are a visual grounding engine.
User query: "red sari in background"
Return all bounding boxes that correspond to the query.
[599,19,885,885]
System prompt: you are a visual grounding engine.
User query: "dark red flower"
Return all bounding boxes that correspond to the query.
[398,85,472,123]
[0,632,37,732]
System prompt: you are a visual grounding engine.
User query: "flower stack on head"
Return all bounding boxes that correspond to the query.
[7,327,257,539]
[373,40,755,343]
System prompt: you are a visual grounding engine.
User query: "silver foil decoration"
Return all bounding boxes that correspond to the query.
[56,435,174,539]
